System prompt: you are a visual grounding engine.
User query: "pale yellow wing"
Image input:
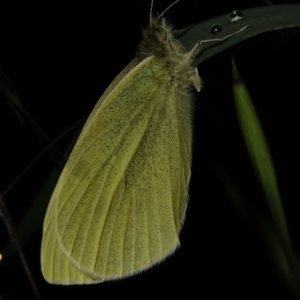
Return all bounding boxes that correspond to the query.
[41,56,192,284]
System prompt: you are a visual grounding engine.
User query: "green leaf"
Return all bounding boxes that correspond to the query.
[179,5,300,65]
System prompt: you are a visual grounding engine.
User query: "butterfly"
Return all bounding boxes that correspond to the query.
[41,0,246,284]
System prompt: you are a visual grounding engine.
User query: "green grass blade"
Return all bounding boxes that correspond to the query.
[232,60,287,241]
[232,59,300,294]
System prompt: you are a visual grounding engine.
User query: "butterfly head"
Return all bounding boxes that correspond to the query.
[137,16,174,60]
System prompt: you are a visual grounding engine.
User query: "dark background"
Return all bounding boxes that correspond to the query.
[1,0,300,299]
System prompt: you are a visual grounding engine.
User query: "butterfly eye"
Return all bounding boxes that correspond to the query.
[154,26,168,40]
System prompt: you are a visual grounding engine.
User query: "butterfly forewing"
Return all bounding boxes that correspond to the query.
[41,56,191,284]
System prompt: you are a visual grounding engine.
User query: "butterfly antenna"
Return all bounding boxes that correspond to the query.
[157,0,180,22]
[150,0,154,23]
